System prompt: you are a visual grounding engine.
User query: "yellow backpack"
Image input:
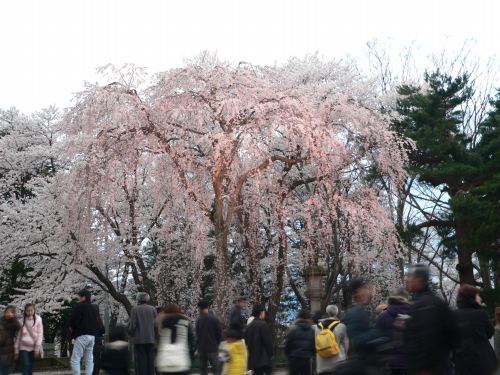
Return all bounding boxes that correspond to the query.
[315,321,341,358]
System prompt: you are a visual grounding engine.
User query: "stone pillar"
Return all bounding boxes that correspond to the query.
[305,265,326,313]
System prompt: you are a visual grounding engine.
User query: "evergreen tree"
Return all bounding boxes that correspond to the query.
[394,71,481,285]
[451,91,500,306]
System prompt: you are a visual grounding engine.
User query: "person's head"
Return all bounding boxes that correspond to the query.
[457,284,481,305]
[388,288,410,305]
[77,289,91,303]
[297,310,311,321]
[24,303,36,318]
[312,310,323,324]
[495,307,500,325]
[237,297,247,309]
[197,300,209,314]
[109,325,128,342]
[226,329,241,342]
[163,303,182,315]
[350,278,373,305]
[22,304,36,326]
[137,292,150,305]
[3,306,16,320]
[375,304,387,316]
[251,304,266,320]
[407,264,430,293]
[325,304,339,319]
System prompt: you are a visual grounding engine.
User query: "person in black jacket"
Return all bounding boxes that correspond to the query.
[285,310,315,375]
[405,264,459,375]
[196,300,222,375]
[245,305,273,375]
[228,298,247,339]
[70,290,102,375]
[100,326,130,375]
[343,278,381,360]
[453,284,497,375]
[0,306,21,375]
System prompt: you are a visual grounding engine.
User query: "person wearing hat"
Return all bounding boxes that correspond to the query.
[377,288,411,375]
[404,264,459,375]
[69,290,102,375]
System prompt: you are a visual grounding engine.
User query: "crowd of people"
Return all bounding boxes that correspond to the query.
[0,264,500,375]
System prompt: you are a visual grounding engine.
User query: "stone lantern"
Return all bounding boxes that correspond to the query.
[304,265,326,312]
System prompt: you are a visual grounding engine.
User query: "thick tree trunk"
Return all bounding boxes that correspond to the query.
[455,224,476,285]
[213,226,231,315]
[267,215,287,348]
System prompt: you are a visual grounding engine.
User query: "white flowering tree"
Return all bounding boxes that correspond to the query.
[1,56,409,321]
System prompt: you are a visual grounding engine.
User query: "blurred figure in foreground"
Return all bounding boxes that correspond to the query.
[285,310,315,375]
[100,326,130,375]
[220,330,247,375]
[0,306,21,375]
[405,264,459,375]
[156,304,195,375]
[245,305,273,375]
[343,279,381,359]
[314,305,349,375]
[495,307,500,360]
[453,284,497,375]
[376,289,411,375]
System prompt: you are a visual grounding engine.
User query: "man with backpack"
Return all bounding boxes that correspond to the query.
[285,310,315,375]
[314,305,349,375]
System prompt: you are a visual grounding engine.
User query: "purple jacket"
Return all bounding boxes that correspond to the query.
[376,302,411,370]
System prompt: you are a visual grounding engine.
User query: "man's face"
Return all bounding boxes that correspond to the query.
[238,300,246,309]
[358,286,374,304]
[4,308,15,320]
[407,275,423,293]
[78,295,86,303]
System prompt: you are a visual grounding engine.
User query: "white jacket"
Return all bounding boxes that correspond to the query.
[156,316,192,373]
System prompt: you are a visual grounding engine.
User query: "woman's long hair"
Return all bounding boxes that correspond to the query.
[23,303,36,327]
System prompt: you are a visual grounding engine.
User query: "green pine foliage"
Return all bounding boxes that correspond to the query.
[394,71,500,296]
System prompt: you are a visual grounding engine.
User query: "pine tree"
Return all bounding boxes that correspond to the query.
[394,71,481,285]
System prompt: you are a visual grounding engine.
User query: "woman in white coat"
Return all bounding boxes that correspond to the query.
[156,304,195,375]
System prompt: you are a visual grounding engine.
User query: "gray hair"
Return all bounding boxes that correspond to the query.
[325,304,339,318]
[137,292,150,304]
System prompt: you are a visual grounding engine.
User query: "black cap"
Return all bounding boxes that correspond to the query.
[78,289,91,302]
[251,304,266,317]
[197,300,209,309]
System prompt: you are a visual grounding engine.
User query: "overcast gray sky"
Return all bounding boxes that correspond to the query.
[1,0,499,112]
